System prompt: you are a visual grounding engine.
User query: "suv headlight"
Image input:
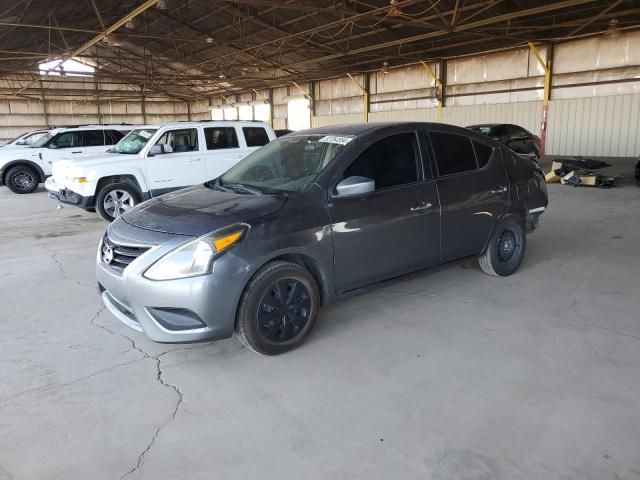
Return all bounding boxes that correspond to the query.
[144,224,249,281]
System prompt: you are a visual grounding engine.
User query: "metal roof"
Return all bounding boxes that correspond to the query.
[0,0,638,99]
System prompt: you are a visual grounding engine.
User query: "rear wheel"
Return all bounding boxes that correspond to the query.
[96,182,140,222]
[479,217,526,277]
[6,165,39,194]
[236,261,320,355]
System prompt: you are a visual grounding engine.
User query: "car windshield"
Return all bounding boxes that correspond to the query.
[217,134,352,193]
[113,128,158,154]
[31,133,55,148]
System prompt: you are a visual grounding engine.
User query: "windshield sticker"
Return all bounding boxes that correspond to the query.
[318,135,354,146]
[138,130,152,139]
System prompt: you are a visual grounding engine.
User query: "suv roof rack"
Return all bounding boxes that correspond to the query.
[47,123,133,129]
[176,119,265,123]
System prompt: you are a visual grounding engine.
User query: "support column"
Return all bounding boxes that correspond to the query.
[141,95,147,124]
[420,61,443,123]
[292,81,313,128]
[346,73,368,123]
[94,78,103,124]
[528,42,553,156]
[39,80,50,127]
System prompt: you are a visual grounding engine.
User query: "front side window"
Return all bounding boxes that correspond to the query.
[243,127,269,147]
[154,128,198,153]
[50,131,81,149]
[219,134,348,193]
[430,131,477,176]
[343,133,419,191]
[82,130,105,147]
[113,128,157,154]
[204,127,239,150]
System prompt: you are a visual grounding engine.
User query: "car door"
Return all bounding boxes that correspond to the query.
[41,131,85,174]
[145,127,205,196]
[202,126,244,179]
[428,130,509,263]
[328,131,441,293]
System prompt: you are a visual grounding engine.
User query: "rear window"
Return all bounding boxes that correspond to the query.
[204,127,239,150]
[82,130,105,147]
[106,130,126,144]
[429,132,477,176]
[472,141,494,168]
[243,127,270,147]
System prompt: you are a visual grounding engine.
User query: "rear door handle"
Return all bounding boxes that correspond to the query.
[410,202,432,212]
[491,186,507,194]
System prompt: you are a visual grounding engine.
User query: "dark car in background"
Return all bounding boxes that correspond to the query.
[467,123,541,161]
[97,122,548,355]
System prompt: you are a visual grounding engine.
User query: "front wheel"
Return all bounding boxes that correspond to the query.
[96,182,140,222]
[236,261,320,355]
[478,217,526,277]
[5,165,39,194]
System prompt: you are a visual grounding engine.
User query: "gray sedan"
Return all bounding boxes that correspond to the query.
[97,122,547,355]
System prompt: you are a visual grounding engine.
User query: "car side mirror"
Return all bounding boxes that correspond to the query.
[148,144,172,156]
[16,140,26,145]
[336,176,375,197]
[48,144,58,149]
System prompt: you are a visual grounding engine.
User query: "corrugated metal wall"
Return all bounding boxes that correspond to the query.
[547,95,640,156]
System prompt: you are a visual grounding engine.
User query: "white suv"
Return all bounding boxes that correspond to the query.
[0,125,132,194]
[45,121,277,221]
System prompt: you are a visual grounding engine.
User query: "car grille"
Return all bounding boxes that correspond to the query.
[101,234,150,276]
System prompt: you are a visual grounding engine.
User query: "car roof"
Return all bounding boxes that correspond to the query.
[49,124,134,132]
[141,120,272,129]
[290,121,479,138]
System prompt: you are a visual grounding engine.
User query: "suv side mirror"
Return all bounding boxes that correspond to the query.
[148,144,172,156]
[336,176,375,197]
[16,140,26,145]
[48,143,58,149]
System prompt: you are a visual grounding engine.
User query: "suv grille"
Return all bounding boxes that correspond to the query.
[101,234,150,276]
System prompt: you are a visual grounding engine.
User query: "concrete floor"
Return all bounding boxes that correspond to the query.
[1,170,639,480]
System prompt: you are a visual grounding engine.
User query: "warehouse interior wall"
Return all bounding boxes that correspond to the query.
[3,31,639,157]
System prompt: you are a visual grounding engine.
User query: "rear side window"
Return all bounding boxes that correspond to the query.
[204,127,239,150]
[343,133,419,190]
[106,130,126,144]
[243,127,270,147]
[429,132,477,176]
[472,141,494,168]
[82,130,105,147]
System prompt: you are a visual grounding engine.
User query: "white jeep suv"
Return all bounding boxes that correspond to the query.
[45,121,277,221]
[0,125,132,194]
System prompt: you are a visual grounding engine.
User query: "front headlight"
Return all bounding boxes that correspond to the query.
[144,224,248,281]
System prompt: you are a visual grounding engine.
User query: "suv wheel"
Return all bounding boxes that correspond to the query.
[236,261,320,355]
[6,165,39,194]
[478,217,526,277]
[96,182,140,222]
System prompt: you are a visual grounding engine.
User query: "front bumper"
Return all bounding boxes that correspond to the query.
[45,177,95,209]
[96,219,253,343]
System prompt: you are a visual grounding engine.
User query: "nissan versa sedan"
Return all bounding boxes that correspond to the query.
[97,122,548,355]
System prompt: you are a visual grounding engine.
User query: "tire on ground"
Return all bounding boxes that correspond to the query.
[5,165,39,194]
[478,216,526,277]
[236,260,320,355]
[95,181,140,222]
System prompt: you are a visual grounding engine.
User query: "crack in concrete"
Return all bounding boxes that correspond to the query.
[49,248,94,288]
[0,357,144,407]
[566,280,640,342]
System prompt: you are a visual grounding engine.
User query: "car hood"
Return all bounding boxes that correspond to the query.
[58,151,132,167]
[0,146,36,160]
[122,185,288,236]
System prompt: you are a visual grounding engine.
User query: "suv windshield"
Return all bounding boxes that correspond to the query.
[113,128,158,154]
[218,134,351,193]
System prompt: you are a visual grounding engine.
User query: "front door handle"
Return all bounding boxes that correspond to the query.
[71,151,83,154]
[410,202,432,212]
[491,186,508,194]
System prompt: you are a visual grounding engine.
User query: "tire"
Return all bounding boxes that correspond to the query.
[96,181,140,222]
[236,261,320,355]
[479,217,526,277]
[5,165,39,194]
